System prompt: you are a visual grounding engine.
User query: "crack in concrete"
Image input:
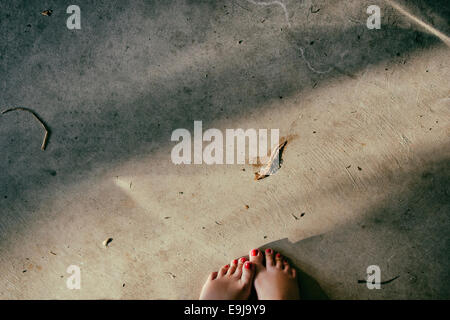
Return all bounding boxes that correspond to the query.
[298,46,333,74]
[245,0,291,27]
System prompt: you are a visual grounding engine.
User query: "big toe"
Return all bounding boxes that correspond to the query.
[249,248,264,270]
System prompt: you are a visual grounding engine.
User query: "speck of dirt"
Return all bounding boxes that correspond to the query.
[41,9,53,16]
[103,238,113,247]
[358,166,362,171]
[46,169,57,176]
[179,191,184,195]
[245,205,249,209]
[300,212,305,217]
[238,40,243,44]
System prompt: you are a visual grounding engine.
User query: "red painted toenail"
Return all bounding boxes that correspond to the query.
[276,253,281,258]
[225,264,229,268]
[244,262,252,269]
[233,259,238,265]
[265,248,272,254]
[240,257,247,263]
[251,249,259,256]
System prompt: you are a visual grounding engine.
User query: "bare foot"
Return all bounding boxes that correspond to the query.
[250,248,300,300]
[199,257,254,300]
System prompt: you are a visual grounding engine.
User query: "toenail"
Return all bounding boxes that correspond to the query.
[225,264,229,268]
[240,257,247,263]
[276,253,281,258]
[233,259,238,264]
[251,249,259,256]
[265,248,272,254]
[244,262,252,269]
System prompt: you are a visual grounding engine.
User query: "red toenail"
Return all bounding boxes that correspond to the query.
[244,262,252,269]
[240,257,247,263]
[225,264,229,268]
[251,249,259,256]
[265,248,272,254]
[233,259,238,264]
[276,253,281,258]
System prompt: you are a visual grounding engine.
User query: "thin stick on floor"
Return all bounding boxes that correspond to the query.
[1,107,50,151]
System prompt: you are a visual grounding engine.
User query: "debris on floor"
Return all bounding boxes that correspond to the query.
[41,10,53,16]
[254,139,288,180]
[358,275,400,285]
[1,107,50,151]
[102,238,113,247]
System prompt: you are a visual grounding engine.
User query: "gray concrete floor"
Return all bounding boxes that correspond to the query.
[0,0,449,299]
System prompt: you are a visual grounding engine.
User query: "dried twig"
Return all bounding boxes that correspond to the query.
[358,275,400,285]
[1,107,50,150]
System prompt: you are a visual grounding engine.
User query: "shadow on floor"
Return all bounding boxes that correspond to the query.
[256,155,449,299]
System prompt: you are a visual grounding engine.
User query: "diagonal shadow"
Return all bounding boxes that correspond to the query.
[0,0,448,251]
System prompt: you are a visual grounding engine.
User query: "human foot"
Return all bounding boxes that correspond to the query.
[199,257,254,300]
[250,248,300,300]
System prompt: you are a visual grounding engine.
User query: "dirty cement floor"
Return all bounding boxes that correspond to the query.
[0,0,449,299]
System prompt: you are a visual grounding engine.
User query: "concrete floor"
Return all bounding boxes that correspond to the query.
[0,0,449,299]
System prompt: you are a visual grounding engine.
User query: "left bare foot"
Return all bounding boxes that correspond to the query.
[199,257,254,300]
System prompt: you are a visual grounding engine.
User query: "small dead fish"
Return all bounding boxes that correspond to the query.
[254,140,287,180]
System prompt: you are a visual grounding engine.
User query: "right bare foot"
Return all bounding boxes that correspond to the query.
[249,248,300,300]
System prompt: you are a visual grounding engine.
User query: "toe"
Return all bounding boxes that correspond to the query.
[265,248,274,267]
[249,248,263,269]
[228,259,238,275]
[240,261,255,285]
[283,260,290,272]
[209,271,218,280]
[291,268,297,278]
[234,257,246,278]
[275,252,283,268]
[218,264,229,277]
